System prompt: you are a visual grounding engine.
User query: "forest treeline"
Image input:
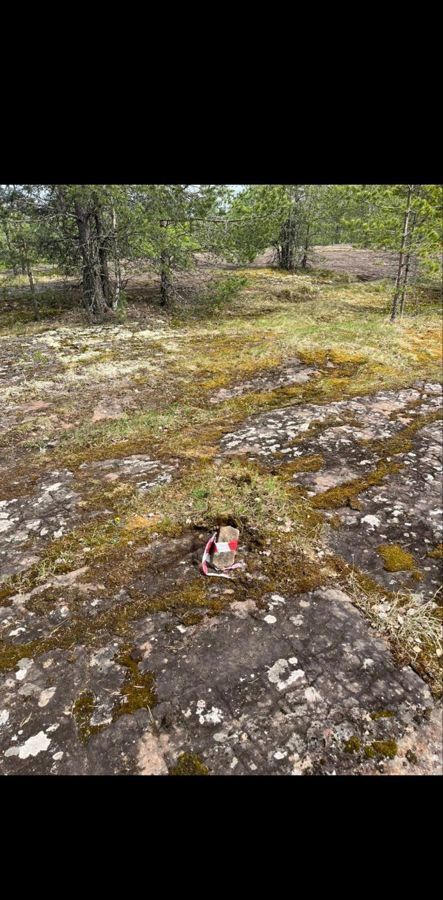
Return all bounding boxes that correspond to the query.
[0,184,441,322]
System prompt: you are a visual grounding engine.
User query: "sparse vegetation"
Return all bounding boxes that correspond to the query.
[0,184,441,776]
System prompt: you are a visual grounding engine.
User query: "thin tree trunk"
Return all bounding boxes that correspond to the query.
[390,185,414,322]
[3,223,19,275]
[75,203,107,322]
[399,213,416,316]
[160,251,172,306]
[18,236,39,320]
[159,219,172,306]
[301,222,310,269]
[391,256,404,321]
[399,251,411,317]
[111,205,122,310]
[279,189,301,270]
[279,216,295,270]
[26,258,39,320]
[95,211,113,305]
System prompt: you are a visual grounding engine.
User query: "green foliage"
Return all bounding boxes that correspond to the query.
[0,186,41,272]
[129,184,232,277]
[224,184,292,261]
[1,184,441,321]
[201,274,248,308]
[224,185,362,267]
[341,184,443,275]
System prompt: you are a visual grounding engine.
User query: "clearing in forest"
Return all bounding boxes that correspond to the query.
[0,254,442,775]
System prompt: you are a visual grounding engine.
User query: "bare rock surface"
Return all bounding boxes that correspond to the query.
[78,455,179,491]
[0,470,80,582]
[0,560,440,775]
[221,383,443,600]
[209,358,315,404]
[0,316,441,776]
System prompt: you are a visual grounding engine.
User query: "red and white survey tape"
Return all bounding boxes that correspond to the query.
[200,532,242,578]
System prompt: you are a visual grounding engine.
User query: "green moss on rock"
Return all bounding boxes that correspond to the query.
[112,647,157,719]
[365,740,398,759]
[169,752,210,775]
[377,544,416,572]
[370,709,394,720]
[427,544,443,560]
[364,409,443,458]
[179,611,205,627]
[278,454,325,475]
[72,691,104,744]
[312,460,403,509]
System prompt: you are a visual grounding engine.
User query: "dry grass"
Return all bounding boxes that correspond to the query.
[346,571,442,695]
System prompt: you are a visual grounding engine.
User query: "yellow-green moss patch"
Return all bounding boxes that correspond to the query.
[377,544,417,573]
[112,647,157,719]
[278,454,325,475]
[169,752,210,775]
[364,740,397,760]
[370,710,394,720]
[312,460,403,509]
[72,691,105,744]
[364,409,443,458]
[427,544,443,560]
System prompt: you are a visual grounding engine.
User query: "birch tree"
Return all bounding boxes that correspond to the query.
[343,184,442,320]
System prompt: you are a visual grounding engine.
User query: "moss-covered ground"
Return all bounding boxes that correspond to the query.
[1,259,442,701]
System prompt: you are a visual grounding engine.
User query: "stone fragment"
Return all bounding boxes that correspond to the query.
[211,526,239,571]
